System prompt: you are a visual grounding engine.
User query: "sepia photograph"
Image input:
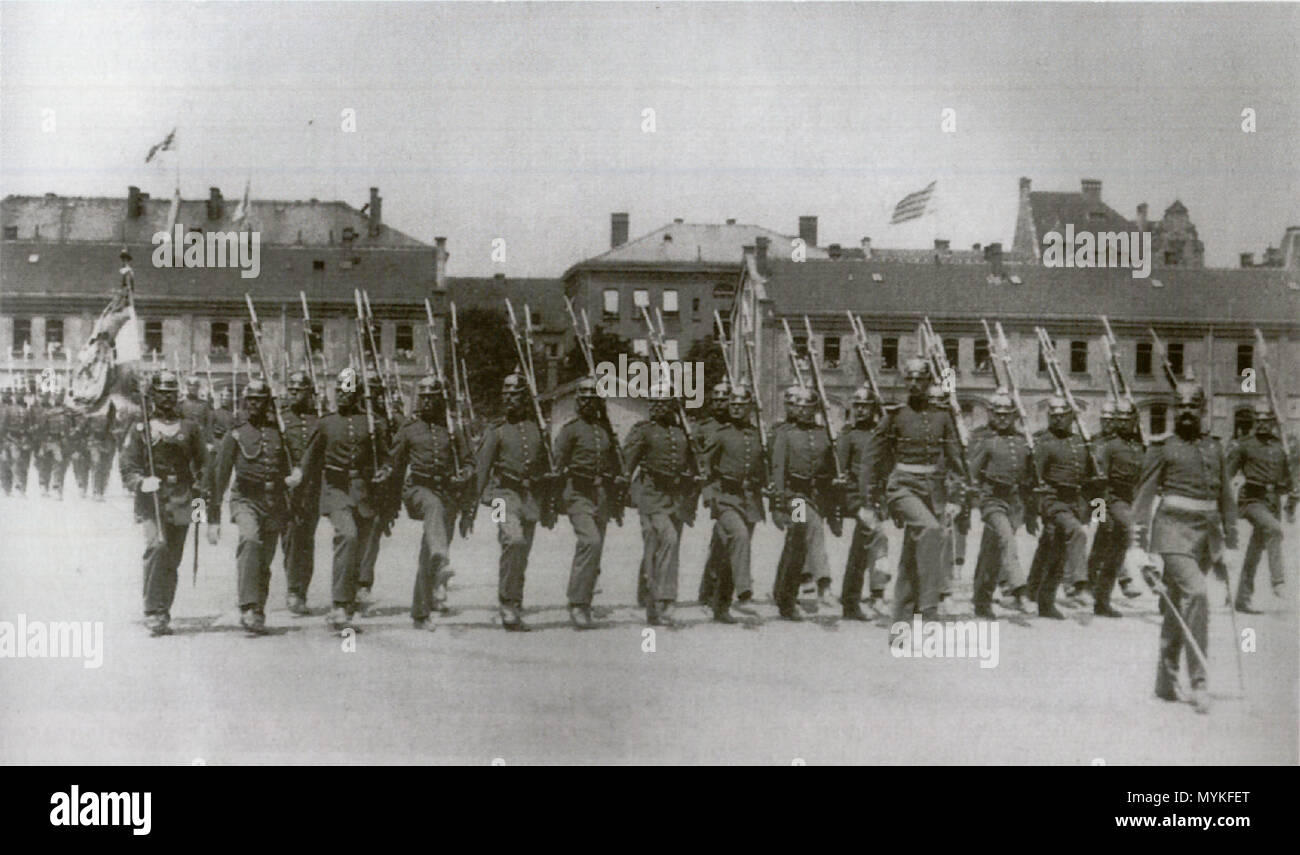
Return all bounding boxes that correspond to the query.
[1,0,1297,789]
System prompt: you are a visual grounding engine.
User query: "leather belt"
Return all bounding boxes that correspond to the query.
[324,466,361,490]
[1160,495,1218,512]
[236,475,283,497]
[409,471,450,490]
[896,463,937,474]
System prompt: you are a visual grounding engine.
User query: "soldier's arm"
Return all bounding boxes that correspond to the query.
[381,423,410,480]
[1217,445,1237,533]
[1223,439,1244,479]
[119,423,145,493]
[604,423,624,478]
[944,415,967,480]
[1132,444,1166,542]
[770,427,789,494]
[207,432,237,523]
[622,423,645,478]
[701,424,723,481]
[553,422,575,474]
[969,434,990,483]
[189,422,208,487]
[861,411,895,504]
[473,425,499,500]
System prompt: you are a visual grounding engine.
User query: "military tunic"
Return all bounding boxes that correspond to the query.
[475,414,552,608]
[5,401,34,494]
[1025,428,1095,611]
[84,406,118,499]
[1089,433,1145,607]
[555,414,623,608]
[35,402,75,498]
[771,422,836,613]
[693,413,728,603]
[1227,433,1297,607]
[838,416,891,605]
[702,418,766,610]
[624,417,697,609]
[281,408,322,600]
[969,428,1036,610]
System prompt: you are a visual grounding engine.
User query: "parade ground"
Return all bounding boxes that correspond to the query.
[2,483,1296,766]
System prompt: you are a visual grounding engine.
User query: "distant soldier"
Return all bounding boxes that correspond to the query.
[863,358,966,623]
[0,383,15,496]
[207,379,304,634]
[1024,395,1096,618]
[473,372,557,631]
[119,370,208,636]
[34,388,74,499]
[1227,401,1297,613]
[770,386,839,620]
[701,386,766,622]
[554,377,625,629]
[1134,382,1236,713]
[928,383,963,607]
[211,387,237,449]
[1090,399,1146,617]
[970,390,1038,619]
[84,404,117,501]
[355,370,396,614]
[769,385,804,604]
[375,375,471,629]
[695,380,733,604]
[180,376,214,440]
[299,368,387,632]
[837,384,890,620]
[281,372,322,615]
[624,379,700,627]
[6,385,35,495]
[1085,400,1121,592]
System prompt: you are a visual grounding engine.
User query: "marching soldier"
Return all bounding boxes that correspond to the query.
[769,385,804,604]
[929,383,963,606]
[624,379,700,627]
[34,388,74,499]
[299,368,386,632]
[67,406,91,499]
[356,370,396,614]
[1133,382,1236,713]
[281,372,322,615]
[770,386,839,620]
[207,380,304,634]
[85,404,117,501]
[1090,399,1146,617]
[838,385,890,620]
[1085,400,1121,593]
[863,358,966,623]
[474,373,557,631]
[375,375,470,629]
[180,376,214,440]
[695,380,732,605]
[8,383,35,495]
[1227,401,1297,613]
[970,390,1037,619]
[0,383,16,496]
[119,370,208,636]
[701,386,766,622]
[554,378,625,629]
[1024,395,1096,618]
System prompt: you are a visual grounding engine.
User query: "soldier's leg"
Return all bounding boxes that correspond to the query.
[357,513,384,593]
[866,527,890,594]
[842,521,869,607]
[1087,515,1112,589]
[496,508,532,609]
[637,511,654,607]
[1236,507,1263,608]
[647,513,682,604]
[892,533,918,621]
[773,523,806,612]
[35,449,51,494]
[1242,502,1285,598]
[233,504,265,612]
[973,508,1011,611]
[327,508,360,608]
[889,493,944,621]
[803,505,830,591]
[1095,501,1134,611]
[0,447,11,495]
[284,511,318,601]
[1024,521,1055,600]
[16,447,32,493]
[698,524,724,602]
[51,449,70,498]
[72,452,90,496]
[1038,510,1084,612]
[717,509,753,606]
[142,519,189,624]
[412,492,451,620]
[1157,553,1210,694]
[566,511,603,607]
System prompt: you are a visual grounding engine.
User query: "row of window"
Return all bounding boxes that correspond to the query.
[602,288,705,320]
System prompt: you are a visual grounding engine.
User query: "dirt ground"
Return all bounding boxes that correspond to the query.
[2,479,1296,765]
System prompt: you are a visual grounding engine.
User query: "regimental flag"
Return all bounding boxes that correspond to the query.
[231,178,251,228]
[890,180,937,225]
[145,128,177,163]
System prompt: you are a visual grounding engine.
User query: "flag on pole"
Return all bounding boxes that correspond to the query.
[115,307,142,364]
[890,180,937,225]
[232,178,251,228]
[163,185,181,242]
[145,128,178,163]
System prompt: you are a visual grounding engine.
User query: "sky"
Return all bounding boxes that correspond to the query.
[2,1,1297,276]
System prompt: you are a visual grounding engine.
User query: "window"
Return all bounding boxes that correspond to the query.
[791,335,808,358]
[943,338,959,371]
[1237,344,1253,376]
[395,323,414,362]
[46,319,64,356]
[881,337,899,370]
[12,318,32,357]
[632,338,648,357]
[312,259,325,271]
[602,289,619,320]
[633,289,649,309]
[662,290,678,315]
[692,297,701,314]
[823,336,841,369]
[242,322,257,358]
[1070,340,1087,374]
[974,338,991,374]
[664,339,679,361]
[1136,341,1153,376]
[3,226,16,240]
[1150,403,1167,435]
[309,322,324,355]
[546,342,560,359]
[145,320,163,356]
[1167,342,1183,377]
[210,322,230,358]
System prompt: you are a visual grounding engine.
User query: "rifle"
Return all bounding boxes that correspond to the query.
[505,299,559,527]
[1100,315,1149,447]
[741,329,773,517]
[243,295,299,476]
[124,253,165,534]
[639,305,708,502]
[920,319,975,541]
[1253,328,1285,427]
[1148,327,1181,390]
[351,300,381,475]
[846,311,885,418]
[799,316,848,529]
[359,290,396,426]
[713,310,739,388]
[780,319,808,387]
[449,301,475,434]
[423,297,464,475]
[564,297,628,524]
[990,322,1037,455]
[299,292,323,417]
[1035,326,1105,475]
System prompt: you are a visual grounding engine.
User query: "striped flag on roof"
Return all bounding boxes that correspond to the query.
[889,180,937,225]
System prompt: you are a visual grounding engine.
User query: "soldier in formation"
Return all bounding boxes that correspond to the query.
[1227,401,1297,613]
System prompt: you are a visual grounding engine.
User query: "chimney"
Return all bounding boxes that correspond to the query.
[673,217,684,224]
[828,243,842,259]
[860,236,872,259]
[434,236,448,291]
[368,187,382,237]
[725,218,736,225]
[1284,226,1300,269]
[934,238,950,252]
[984,242,1004,276]
[1137,202,1149,233]
[1239,252,1254,269]
[207,187,223,220]
[972,242,982,252]
[798,215,818,248]
[494,272,505,281]
[610,212,629,248]
[755,236,770,266]
[1019,176,1032,197]
[1081,178,1102,203]
[127,185,143,219]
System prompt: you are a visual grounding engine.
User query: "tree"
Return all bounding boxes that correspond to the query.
[454,306,541,418]
[685,335,730,394]
[559,324,637,384]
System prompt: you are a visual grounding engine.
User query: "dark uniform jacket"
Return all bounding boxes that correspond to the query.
[301,410,386,518]
[1134,433,1237,557]
[863,402,964,508]
[120,416,207,525]
[1035,428,1096,520]
[970,428,1036,519]
[385,414,469,519]
[554,414,622,518]
[703,418,766,524]
[180,397,214,445]
[1097,434,1145,503]
[624,417,698,522]
[208,417,293,524]
[771,421,836,516]
[1227,434,1298,511]
[475,414,552,524]
[281,409,321,514]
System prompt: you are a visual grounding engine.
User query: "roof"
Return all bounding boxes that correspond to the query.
[446,276,567,331]
[1027,191,1136,247]
[749,257,1300,329]
[2,193,428,249]
[564,221,833,277]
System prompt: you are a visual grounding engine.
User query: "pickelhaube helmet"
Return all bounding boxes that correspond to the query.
[417,374,444,398]
[1252,399,1277,425]
[243,379,270,400]
[502,373,527,395]
[648,378,676,400]
[151,370,180,394]
[792,386,818,407]
[336,367,358,393]
[903,358,930,383]
[1100,398,1119,420]
[1046,395,1070,416]
[927,384,947,407]
[989,390,1016,415]
[287,371,311,393]
[1116,399,1138,418]
[783,385,803,406]
[730,386,754,405]
[851,385,874,405]
[1174,382,1205,410]
[576,377,599,398]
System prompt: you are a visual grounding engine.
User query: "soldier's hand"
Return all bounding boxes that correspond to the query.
[773,510,790,531]
[1223,524,1239,551]
[1025,515,1040,536]
[1213,559,1229,584]
[944,502,962,522]
[140,475,161,494]
[856,507,879,531]
[1286,494,1297,523]
[206,524,220,546]
[371,465,392,484]
[285,467,303,489]
[458,508,475,538]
